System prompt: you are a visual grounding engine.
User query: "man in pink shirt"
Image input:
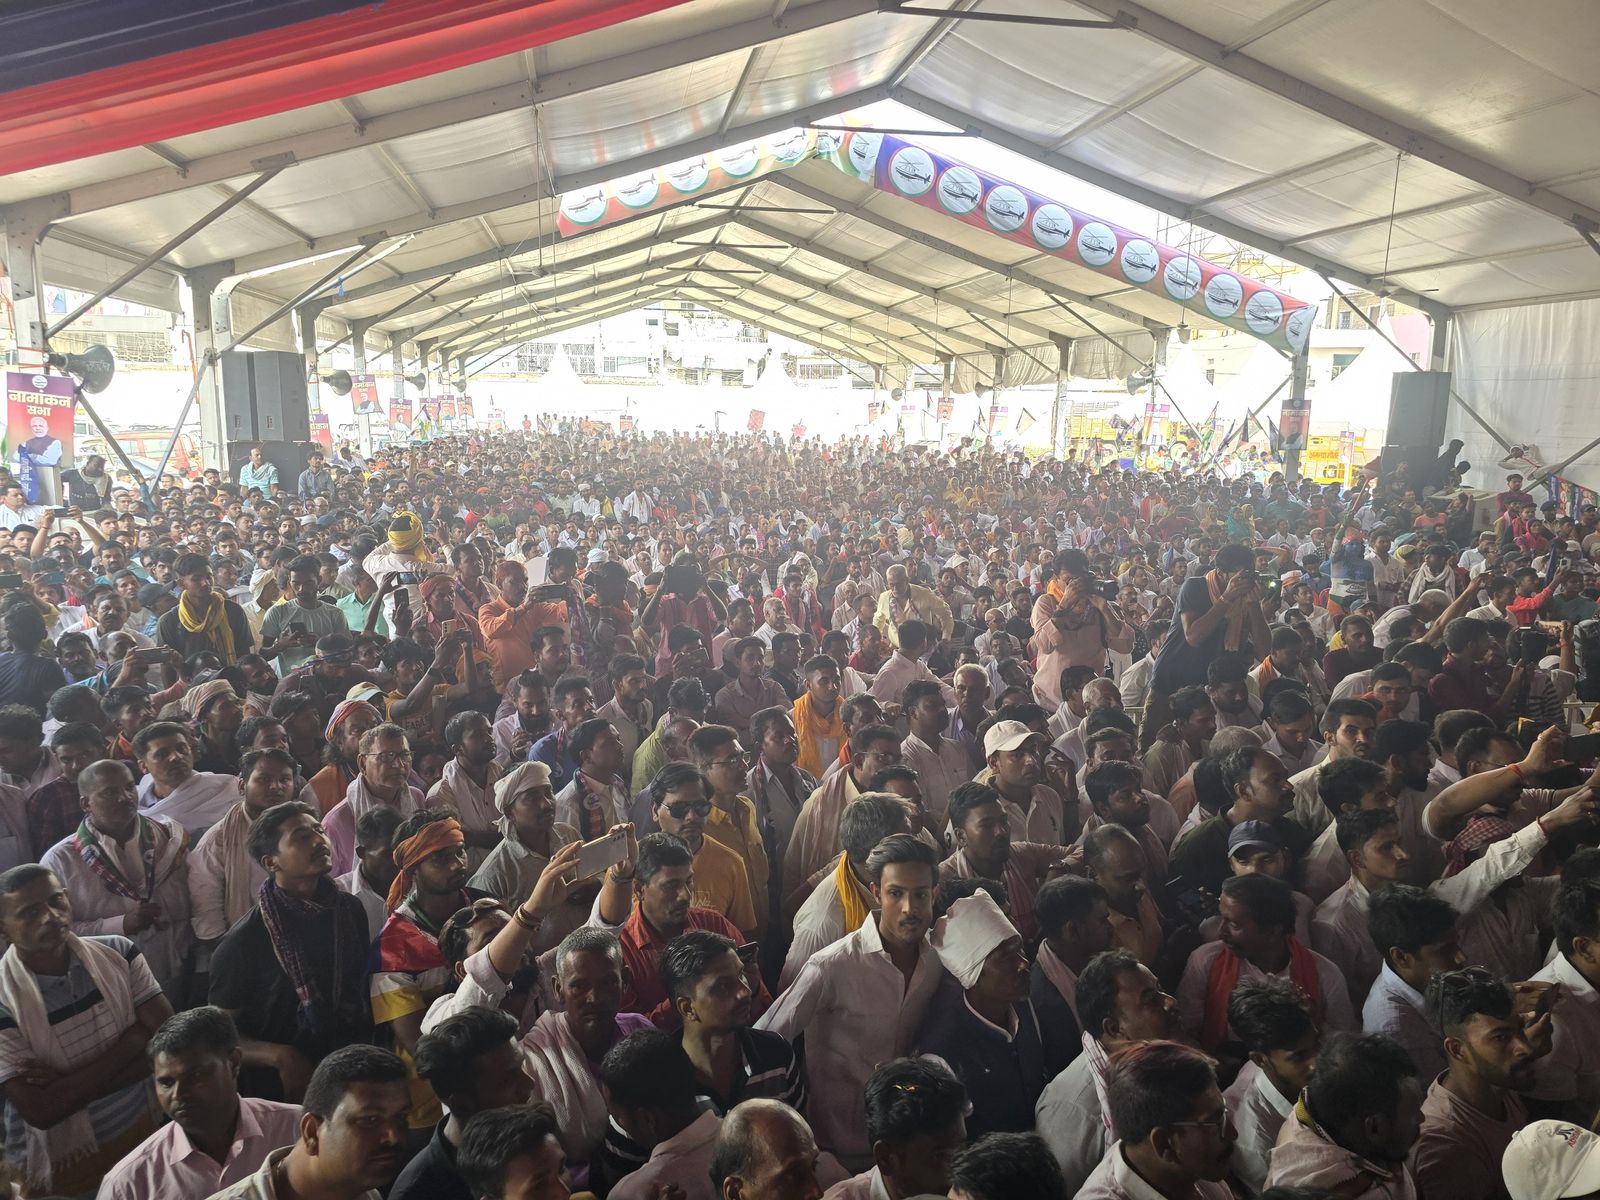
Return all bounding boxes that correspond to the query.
[97,1006,300,1200]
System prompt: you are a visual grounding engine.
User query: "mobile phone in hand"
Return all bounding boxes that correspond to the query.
[570,830,628,882]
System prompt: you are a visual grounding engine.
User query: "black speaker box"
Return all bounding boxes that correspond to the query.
[1387,371,1450,448]
[219,350,310,444]
[228,441,313,494]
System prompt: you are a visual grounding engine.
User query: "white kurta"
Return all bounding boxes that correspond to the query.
[138,770,242,837]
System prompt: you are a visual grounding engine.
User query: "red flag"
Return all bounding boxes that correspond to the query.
[747,409,766,432]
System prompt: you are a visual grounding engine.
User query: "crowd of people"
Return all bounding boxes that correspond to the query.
[0,422,1595,1200]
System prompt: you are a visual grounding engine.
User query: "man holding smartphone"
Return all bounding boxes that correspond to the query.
[259,554,349,673]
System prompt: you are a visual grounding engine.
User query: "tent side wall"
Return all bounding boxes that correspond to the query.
[1448,296,1600,495]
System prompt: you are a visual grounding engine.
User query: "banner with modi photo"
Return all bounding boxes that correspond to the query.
[5,370,74,504]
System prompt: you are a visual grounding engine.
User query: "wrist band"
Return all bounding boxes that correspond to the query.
[1508,762,1526,781]
[513,906,542,931]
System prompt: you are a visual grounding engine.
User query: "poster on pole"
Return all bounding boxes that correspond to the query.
[459,396,474,423]
[441,397,458,423]
[1278,392,1310,454]
[350,373,379,415]
[937,396,954,422]
[390,393,412,430]
[309,413,333,450]
[4,370,74,504]
[488,410,507,434]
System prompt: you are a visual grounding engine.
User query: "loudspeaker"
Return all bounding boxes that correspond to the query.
[1381,443,1443,485]
[219,350,310,444]
[1387,371,1450,448]
[229,441,313,493]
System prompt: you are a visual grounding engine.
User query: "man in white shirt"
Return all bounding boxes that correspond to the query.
[1530,878,1600,1123]
[756,834,944,1171]
[1224,978,1320,1195]
[134,720,242,837]
[1035,949,1181,1195]
[898,679,973,822]
[869,620,954,708]
[0,482,46,531]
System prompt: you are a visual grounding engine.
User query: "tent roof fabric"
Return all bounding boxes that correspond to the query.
[5,0,1598,372]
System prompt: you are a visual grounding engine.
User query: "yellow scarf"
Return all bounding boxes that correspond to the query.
[387,511,431,561]
[178,591,236,664]
[1046,577,1067,604]
[835,850,871,934]
[793,691,844,777]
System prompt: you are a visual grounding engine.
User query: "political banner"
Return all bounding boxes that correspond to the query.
[835,131,1317,354]
[390,393,412,430]
[867,400,884,422]
[488,410,507,434]
[459,396,474,422]
[310,412,333,449]
[937,396,954,422]
[619,415,636,433]
[791,422,806,439]
[747,409,765,432]
[441,396,457,423]
[4,370,73,504]
[1278,392,1311,453]
[557,127,834,237]
[421,398,441,424]
[350,373,379,415]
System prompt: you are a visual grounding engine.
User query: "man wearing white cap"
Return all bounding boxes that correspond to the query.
[916,889,1045,1138]
[984,718,1069,845]
[1504,1121,1600,1200]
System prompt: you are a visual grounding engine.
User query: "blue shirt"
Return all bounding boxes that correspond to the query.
[528,728,579,792]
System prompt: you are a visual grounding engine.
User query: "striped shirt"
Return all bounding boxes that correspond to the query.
[692,1025,806,1116]
[0,935,161,1185]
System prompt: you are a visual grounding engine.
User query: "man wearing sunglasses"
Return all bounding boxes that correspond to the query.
[648,761,757,940]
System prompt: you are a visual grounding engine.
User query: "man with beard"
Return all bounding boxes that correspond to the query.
[985,719,1069,844]
[135,718,243,837]
[428,710,502,869]
[938,780,1067,945]
[98,1006,301,1200]
[784,723,904,884]
[918,890,1044,1137]
[746,707,816,886]
[1084,823,1164,967]
[43,758,192,999]
[1267,1031,1423,1200]
[1035,949,1181,1194]
[1078,1040,1237,1200]
[899,678,973,824]
[1084,759,1168,885]
[207,1045,412,1200]
[662,929,803,1115]
[210,801,373,1102]
[188,747,300,943]
[1414,969,1550,1200]
[758,834,943,1171]
[1171,747,1305,899]
[593,830,770,1026]
[1177,873,1353,1054]
[324,722,424,876]
[395,1007,537,1200]
[370,807,484,1131]
[1031,876,1114,1079]
[184,677,245,775]
[1288,697,1378,840]
[598,653,654,783]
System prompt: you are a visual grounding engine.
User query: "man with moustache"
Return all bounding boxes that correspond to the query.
[757,834,944,1171]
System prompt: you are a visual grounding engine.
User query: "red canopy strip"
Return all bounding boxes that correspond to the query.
[0,0,693,176]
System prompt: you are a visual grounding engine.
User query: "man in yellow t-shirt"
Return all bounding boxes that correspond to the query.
[648,761,757,938]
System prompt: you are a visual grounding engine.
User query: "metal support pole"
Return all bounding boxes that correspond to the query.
[227,243,378,353]
[390,329,410,447]
[299,306,325,451]
[1284,352,1310,482]
[1052,337,1073,458]
[940,355,954,446]
[45,168,282,341]
[189,268,234,476]
[75,387,153,508]
[989,350,1005,442]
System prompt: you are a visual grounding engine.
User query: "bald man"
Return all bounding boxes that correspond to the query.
[710,1099,847,1200]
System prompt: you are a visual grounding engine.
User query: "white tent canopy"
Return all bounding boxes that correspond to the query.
[4,0,1598,479]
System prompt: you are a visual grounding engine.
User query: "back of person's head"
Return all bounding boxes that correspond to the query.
[863,832,938,885]
[947,1131,1067,1200]
[414,1007,518,1102]
[1443,616,1488,655]
[1035,876,1107,942]
[1305,1031,1417,1134]
[850,722,899,756]
[457,1103,562,1200]
[598,1028,698,1112]
[1368,883,1458,965]
[302,1044,408,1120]
[1374,718,1431,763]
[1228,977,1314,1055]
[839,793,912,866]
[863,1057,968,1149]
[1317,756,1387,816]
[1105,1040,1220,1146]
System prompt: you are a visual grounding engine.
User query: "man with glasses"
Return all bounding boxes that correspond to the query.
[648,762,757,939]
[688,724,769,941]
[1078,1040,1236,1200]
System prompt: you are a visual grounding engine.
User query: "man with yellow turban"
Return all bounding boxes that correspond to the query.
[361,511,448,631]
